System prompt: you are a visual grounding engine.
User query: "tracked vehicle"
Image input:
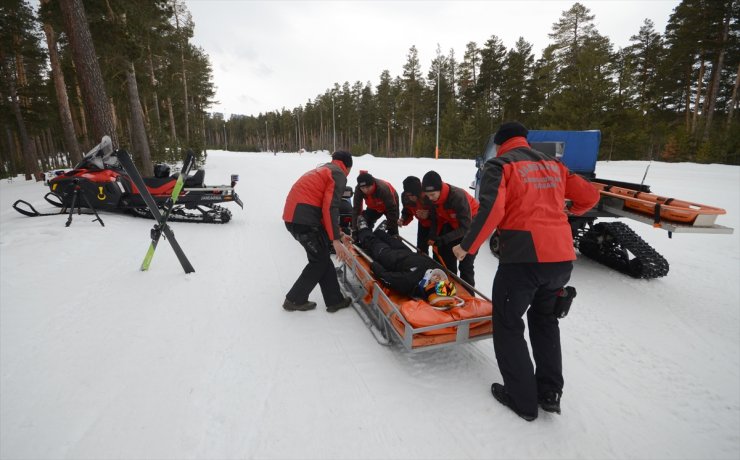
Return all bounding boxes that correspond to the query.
[472,130,733,279]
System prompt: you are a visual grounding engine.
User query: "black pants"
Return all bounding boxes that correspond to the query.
[360,228,408,264]
[491,261,573,416]
[416,224,431,257]
[285,222,343,306]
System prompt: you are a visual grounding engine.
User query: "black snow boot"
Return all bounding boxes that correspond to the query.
[283,298,317,311]
[539,391,562,414]
[491,383,537,422]
[326,296,352,313]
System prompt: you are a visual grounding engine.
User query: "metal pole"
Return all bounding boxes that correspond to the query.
[265,120,269,152]
[223,122,227,151]
[435,44,441,160]
[332,95,336,152]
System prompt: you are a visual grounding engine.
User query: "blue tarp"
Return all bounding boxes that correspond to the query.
[527,130,601,174]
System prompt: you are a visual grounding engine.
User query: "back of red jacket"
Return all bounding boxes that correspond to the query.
[460,140,600,263]
[283,160,348,240]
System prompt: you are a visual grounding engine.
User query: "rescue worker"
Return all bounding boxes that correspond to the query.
[452,121,600,421]
[397,176,432,256]
[282,151,354,313]
[421,170,479,287]
[352,171,400,236]
[355,220,457,308]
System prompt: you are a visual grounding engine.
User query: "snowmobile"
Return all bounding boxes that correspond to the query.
[13,136,243,224]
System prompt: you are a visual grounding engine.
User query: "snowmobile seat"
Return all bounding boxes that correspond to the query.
[185,169,205,188]
[335,240,493,352]
[142,176,176,189]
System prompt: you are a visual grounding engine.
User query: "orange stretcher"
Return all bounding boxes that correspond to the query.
[591,181,732,234]
[335,239,493,352]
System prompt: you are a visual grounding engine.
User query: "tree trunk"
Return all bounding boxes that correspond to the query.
[4,126,18,175]
[173,4,190,144]
[41,0,82,162]
[147,43,162,132]
[3,60,41,179]
[72,74,90,150]
[167,96,177,143]
[59,0,117,147]
[684,67,692,130]
[125,61,154,175]
[691,53,705,134]
[703,11,731,140]
[726,63,740,130]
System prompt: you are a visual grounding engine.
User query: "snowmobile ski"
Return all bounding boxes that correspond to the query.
[117,150,195,274]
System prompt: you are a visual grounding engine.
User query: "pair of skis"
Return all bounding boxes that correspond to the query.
[117,150,195,274]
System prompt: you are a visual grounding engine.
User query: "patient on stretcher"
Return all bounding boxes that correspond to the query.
[354,227,461,309]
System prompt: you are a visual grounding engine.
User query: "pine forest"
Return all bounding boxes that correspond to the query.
[1,0,738,180]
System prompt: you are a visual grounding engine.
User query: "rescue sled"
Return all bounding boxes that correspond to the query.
[591,181,733,234]
[334,239,493,352]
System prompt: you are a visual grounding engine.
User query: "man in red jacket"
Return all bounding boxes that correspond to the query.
[352,171,400,236]
[422,170,479,286]
[453,122,600,421]
[397,176,432,255]
[282,151,354,313]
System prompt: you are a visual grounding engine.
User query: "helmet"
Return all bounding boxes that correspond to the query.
[424,280,459,308]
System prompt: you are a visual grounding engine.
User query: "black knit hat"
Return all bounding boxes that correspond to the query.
[357,170,375,187]
[493,121,528,145]
[421,171,443,192]
[332,150,353,168]
[402,176,422,196]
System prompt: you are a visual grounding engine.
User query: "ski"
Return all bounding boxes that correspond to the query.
[117,150,196,274]
[140,151,195,270]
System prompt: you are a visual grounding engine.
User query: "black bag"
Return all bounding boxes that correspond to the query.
[554,286,576,319]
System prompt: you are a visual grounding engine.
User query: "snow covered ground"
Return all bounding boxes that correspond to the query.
[1,151,738,459]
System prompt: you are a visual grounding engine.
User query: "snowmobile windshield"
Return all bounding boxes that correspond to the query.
[75,136,114,170]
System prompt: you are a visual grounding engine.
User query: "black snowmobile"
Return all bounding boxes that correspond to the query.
[13,136,243,224]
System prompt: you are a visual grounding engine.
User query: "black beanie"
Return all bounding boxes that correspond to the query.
[402,176,422,196]
[421,171,443,192]
[332,150,353,168]
[493,121,528,145]
[356,171,375,187]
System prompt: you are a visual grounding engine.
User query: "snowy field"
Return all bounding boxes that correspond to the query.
[1,150,738,459]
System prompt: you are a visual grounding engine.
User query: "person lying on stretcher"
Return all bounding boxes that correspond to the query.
[354,218,462,309]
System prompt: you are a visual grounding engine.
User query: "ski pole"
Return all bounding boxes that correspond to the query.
[397,235,491,303]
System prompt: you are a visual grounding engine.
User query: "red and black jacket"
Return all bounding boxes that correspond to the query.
[282,160,348,240]
[352,179,400,233]
[460,137,600,263]
[425,183,479,244]
[400,191,432,228]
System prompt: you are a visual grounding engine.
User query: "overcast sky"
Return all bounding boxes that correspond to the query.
[184,0,681,118]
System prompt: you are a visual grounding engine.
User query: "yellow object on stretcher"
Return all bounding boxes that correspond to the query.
[335,239,493,352]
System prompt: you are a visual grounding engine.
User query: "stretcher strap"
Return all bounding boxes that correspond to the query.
[653,203,662,225]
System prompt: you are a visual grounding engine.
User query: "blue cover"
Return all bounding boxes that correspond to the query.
[527,130,601,174]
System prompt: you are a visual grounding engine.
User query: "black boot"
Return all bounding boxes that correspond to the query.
[283,298,317,311]
[327,296,352,313]
[539,390,562,414]
[491,383,537,421]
